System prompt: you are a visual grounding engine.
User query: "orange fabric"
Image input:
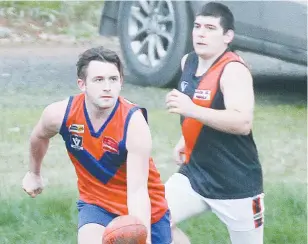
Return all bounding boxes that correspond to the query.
[64,94,168,223]
[182,52,245,163]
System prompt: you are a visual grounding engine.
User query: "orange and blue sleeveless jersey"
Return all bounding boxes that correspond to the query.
[59,94,168,223]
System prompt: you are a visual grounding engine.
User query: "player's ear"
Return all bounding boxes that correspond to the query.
[77,78,86,92]
[224,29,234,44]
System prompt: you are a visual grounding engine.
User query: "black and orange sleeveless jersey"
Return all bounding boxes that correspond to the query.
[59,94,168,223]
[178,50,263,199]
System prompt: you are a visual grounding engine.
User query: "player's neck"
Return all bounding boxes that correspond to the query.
[197,47,228,75]
[84,99,114,121]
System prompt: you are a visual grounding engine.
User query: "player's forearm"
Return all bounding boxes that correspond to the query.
[190,104,252,135]
[128,189,151,243]
[29,134,50,175]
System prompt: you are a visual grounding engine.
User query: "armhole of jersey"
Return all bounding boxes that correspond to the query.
[59,96,74,136]
[122,106,148,147]
[140,107,148,123]
[178,52,196,92]
[183,52,195,72]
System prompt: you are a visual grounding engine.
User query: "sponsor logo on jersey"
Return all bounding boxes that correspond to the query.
[69,124,84,133]
[193,89,211,100]
[102,136,119,154]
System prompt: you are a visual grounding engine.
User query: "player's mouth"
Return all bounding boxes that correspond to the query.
[101,95,112,98]
[196,42,207,46]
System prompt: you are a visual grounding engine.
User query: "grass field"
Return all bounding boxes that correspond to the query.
[0,1,103,38]
[0,79,306,244]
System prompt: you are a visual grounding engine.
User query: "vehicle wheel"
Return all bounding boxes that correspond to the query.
[118,1,192,87]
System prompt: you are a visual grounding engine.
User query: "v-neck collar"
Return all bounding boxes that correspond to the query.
[83,98,120,138]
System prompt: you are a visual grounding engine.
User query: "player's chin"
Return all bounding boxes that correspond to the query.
[98,101,115,109]
[194,46,210,57]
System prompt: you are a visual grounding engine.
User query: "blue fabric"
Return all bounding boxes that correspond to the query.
[77,200,172,244]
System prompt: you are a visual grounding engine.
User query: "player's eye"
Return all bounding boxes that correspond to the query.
[194,23,200,28]
[206,25,216,30]
[94,78,103,82]
[110,77,119,82]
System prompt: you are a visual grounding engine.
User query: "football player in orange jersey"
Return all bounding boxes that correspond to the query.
[22,46,172,244]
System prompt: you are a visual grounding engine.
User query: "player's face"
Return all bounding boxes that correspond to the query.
[192,16,234,59]
[78,61,122,109]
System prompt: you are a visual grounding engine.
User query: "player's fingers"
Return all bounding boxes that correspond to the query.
[166,96,178,103]
[34,188,43,195]
[166,90,180,100]
[169,89,178,94]
[165,91,174,102]
[166,101,178,109]
[23,188,29,196]
[23,187,41,197]
[23,187,32,194]
[24,189,35,197]
[167,107,180,114]
[171,89,182,96]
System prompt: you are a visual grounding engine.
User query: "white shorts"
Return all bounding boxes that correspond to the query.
[165,173,265,244]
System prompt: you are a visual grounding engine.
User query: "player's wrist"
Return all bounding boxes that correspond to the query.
[28,170,41,177]
[186,103,198,118]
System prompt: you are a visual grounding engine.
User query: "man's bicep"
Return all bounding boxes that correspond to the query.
[32,102,64,139]
[126,110,152,154]
[126,111,152,189]
[126,151,150,190]
[221,62,255,114]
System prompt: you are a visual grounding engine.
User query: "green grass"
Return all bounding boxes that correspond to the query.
[0,82,306,244]
[0,1,104,38]
[0,1,63,9]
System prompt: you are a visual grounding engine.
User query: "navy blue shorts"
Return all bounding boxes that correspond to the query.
[77,200,172,244]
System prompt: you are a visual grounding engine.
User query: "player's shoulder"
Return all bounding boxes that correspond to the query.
[129,109,147,126]
[119,96,138,108]
[126,109,151,150]
[44,98,69,114]
[42,98,70,127]
[220,61,253,90]
[223,61,252,78]
[127,109,150,138]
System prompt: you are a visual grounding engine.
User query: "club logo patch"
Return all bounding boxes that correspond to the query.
[70,134,83,150]
[69,124,84,133]
[102,136,119,154]
[180,81,188,92]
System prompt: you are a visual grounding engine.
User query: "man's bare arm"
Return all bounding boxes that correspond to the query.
[126,110,152,243]
[29,99,68,175]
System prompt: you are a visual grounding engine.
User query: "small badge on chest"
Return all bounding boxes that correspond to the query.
[102,136,119,154]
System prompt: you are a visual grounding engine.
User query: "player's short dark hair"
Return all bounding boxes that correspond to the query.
[196,2,235,33]
[76,46,124,80]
